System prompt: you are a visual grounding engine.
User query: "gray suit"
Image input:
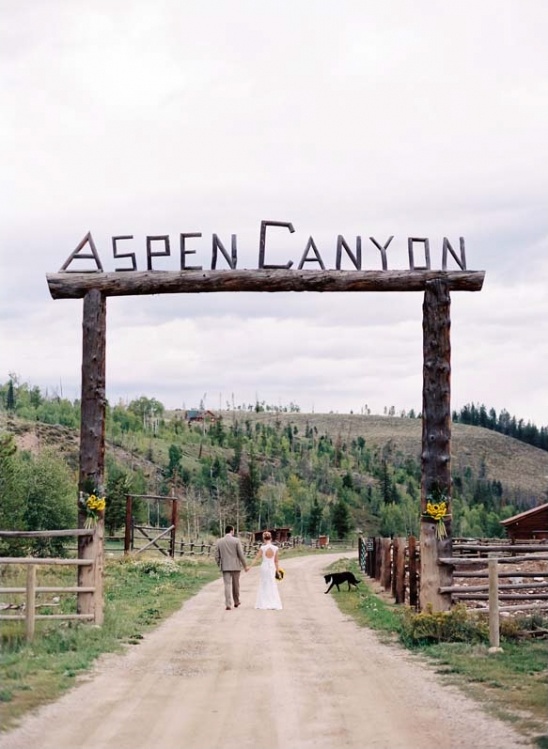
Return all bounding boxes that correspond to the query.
[215,532,247,608]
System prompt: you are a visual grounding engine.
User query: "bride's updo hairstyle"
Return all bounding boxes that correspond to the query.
[262,531,272,541]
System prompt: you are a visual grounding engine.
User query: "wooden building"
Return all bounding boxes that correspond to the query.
[185,409,217,423]
[252,527,292,544]
[500,502,548,541]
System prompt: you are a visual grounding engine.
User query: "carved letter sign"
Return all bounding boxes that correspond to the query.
[57,220,469,274]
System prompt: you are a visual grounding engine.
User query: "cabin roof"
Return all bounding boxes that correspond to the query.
[500,502,548,526]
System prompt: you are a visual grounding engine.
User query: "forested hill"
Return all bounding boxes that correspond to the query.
[452,403,548,452]
[2,396,548,550]
[237,411,548,498]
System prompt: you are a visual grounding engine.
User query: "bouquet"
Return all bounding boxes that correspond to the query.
[275,568,285,581]
[422,488,451,540]
[79,490,106,528]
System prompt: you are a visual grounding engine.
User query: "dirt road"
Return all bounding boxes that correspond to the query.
[0,553,529,749]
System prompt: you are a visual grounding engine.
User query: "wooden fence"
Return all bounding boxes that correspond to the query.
[116,534,306,558]
[0,528,102,641]
[359,536,420,607]
[358,536,548,636]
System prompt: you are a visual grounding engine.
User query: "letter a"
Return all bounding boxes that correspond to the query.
[59,232,104,273]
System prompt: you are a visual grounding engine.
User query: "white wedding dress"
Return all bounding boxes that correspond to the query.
[254,542,283,610]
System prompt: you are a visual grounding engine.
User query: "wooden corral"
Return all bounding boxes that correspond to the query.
[359,535,548,617]
[500,503,548,541]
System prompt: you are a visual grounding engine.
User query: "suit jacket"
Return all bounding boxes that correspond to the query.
[215,533,247,572]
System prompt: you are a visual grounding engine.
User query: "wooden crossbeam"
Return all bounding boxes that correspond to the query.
[47,269,485,299]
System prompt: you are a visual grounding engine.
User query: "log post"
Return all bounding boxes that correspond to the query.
[408,535,418,608]
[391,538,399,599]
[393,537,406,604]
[420,280,453,612]
[358,537,364,571]
[374,537,382,581]
[92,523,104,624]
[25,564,36,642]
[380,538,392,590]
[78,289,106,619]
[367,538,376,577]
[124,494,133,555]
[170,497,178,558]
[488,558,503,652]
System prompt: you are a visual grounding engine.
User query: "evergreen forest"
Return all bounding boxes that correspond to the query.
[1,376,547,556]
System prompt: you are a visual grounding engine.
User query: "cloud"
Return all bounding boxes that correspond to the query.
[2,1,548,428]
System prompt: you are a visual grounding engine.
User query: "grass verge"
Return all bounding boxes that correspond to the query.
[326,559,548,748]
[0,556,219,732]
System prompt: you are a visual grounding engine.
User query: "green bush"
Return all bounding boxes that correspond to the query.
[499,612,548,641]
[399,603,489,646]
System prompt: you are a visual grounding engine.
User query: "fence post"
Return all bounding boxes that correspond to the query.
[408,536,418,608]
[170,497,178,558]
[380,538,392,590]
[393,537,406,604]
[368,537,375,577]
[25,564,36,642]
[124,494,133,554]
[93,524,104,625]
[488,558,503,652]
[391,537,400,603]
[374,537,382,581]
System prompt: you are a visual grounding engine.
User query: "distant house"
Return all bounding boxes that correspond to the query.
[500,503,548,541]
[185,409,217,424]
[252,527,292,545]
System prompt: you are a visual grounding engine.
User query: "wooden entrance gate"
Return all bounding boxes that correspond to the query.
[47,226,485,614]
[124,494,180,557]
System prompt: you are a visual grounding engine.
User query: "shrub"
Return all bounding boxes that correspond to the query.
[399,604,489,646]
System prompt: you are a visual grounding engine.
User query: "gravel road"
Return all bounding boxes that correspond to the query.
[0,553,530,749]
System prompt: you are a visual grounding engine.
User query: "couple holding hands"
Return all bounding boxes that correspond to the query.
[214,525,283,611]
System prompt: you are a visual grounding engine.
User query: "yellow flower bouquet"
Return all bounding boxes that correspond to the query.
[80,491,106,528]
[422,491,451,540]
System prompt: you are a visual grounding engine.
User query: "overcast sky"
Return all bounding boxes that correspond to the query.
[1,1,547,425]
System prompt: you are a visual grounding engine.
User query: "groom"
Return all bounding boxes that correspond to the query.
[214,525,249,610]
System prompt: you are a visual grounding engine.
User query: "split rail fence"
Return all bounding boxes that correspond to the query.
[358,536,548,646]
[0,528,102,641]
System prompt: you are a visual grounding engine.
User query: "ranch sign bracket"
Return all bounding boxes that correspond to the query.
[46,224,485,616]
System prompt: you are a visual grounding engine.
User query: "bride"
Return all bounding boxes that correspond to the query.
[253,531,283,610]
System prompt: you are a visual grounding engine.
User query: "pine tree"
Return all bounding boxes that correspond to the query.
[307,497,323,537]
[331,498,351,539]
[6,380,15,411]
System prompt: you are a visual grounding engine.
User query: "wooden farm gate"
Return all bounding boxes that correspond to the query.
[46,225,485,615]
[124,494,179,557]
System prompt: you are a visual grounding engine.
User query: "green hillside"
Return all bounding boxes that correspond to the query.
[2,386,548,553]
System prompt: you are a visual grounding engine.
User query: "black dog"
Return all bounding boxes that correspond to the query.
[324,571,361,593]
